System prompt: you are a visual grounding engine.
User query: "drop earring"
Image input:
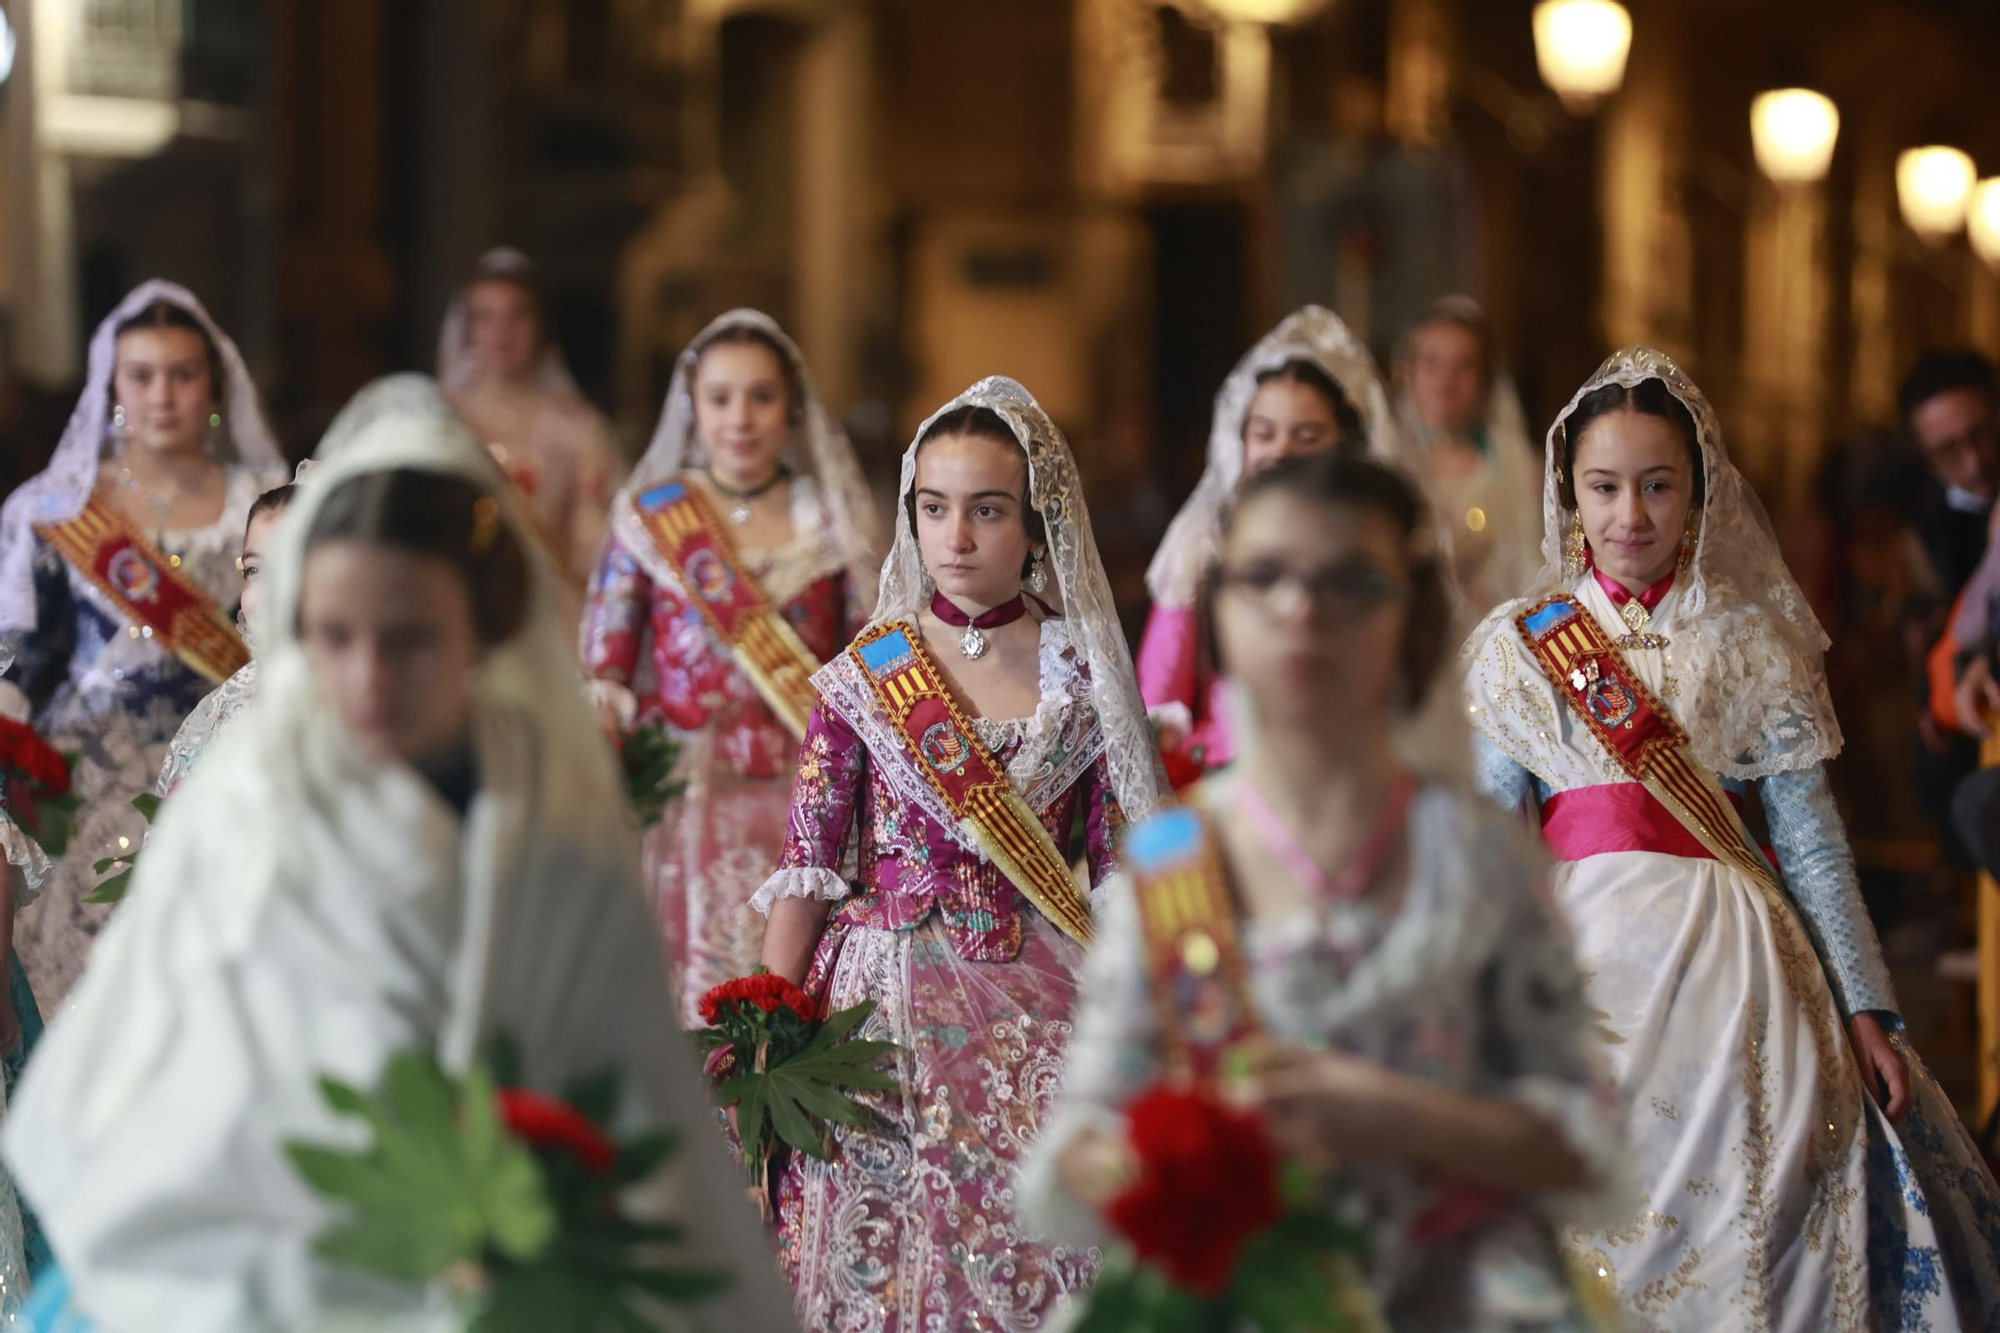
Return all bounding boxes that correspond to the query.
[1562,512,1588,581]
[112,404,131,442]
[1678,507,1701,571]
[1027,550,1048,595]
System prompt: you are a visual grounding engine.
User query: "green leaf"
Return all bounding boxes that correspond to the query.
[130,791,162,822]
[611,1129,679,1186]
[766,1079,822,1156]
[34,802,74,859]
[319,1076,372,1119]
[562,1068,622,1126]
[83,865,133,903]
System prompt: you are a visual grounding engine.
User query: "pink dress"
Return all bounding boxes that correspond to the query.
[1136,601,1235,767]
[755,617,1126,1330]
[580,486,856,1025]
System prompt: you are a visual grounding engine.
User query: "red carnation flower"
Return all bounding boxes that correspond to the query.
[1105,1084,1281,1296]
[0,720,68,799]
[699,972,816,1026]
[1160,747,1205,793]
[497,1088,617,1177]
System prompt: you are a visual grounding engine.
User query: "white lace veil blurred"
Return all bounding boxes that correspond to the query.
[1146,305,1403,610]
[627,308,882,602]
[1390,296,1537,476]
[0,280,284,632]
[435,248,584,400]
[1479,346,1841,779]
[871,376,1163,823]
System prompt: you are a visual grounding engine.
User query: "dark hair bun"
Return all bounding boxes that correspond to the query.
[305,468,531,645]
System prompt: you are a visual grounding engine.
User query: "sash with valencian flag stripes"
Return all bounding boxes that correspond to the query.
[848,620,1094,946]
[1124,806,1261,1085]
[1516,594,1785,893]
[634,478,823,739]
[36,499,248,686]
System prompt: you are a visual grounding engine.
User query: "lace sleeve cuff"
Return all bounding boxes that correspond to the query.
[1507,1074,1636,1234]
[750,867,850,917]
[0,811,49,905]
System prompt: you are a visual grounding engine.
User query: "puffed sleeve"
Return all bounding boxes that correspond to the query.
[578,523,652,730]
[750,700,867,915]
[1135,603,1200,737]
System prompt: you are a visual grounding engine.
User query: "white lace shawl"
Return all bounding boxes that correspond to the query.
[1461,347,1842,780]
[1145,305,1404,609]
[626,308,882,611]
[0,280,285,635]
[869,375,1162,825]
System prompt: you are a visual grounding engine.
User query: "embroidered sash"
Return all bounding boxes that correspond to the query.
[1516,594,1781,893]
[847,620,1093,945]
[635,479,823,738]
[36,500,248,686]
[1124,806,1261,1084]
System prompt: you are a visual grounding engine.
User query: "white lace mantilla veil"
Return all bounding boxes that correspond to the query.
[1144,305,1404,611]
[1465,346,1843,780]
[435,247,586,400]
[866,375,1163,823]
[6,381,801,1330]
[0,279,285,632]
[623,307,883,605]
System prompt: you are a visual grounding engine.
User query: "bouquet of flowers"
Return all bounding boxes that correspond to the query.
[1071,1083,1376,1333]
[618,721,684,828]
[287,1047,730,1331]
[0,718,79,857]
[83,792,160,904]
[695,971,899,1208]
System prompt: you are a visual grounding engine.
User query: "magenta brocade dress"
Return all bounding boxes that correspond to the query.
[755,616,1126,1331]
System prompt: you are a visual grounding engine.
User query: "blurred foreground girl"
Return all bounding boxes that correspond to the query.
[1025,454,1623,1330]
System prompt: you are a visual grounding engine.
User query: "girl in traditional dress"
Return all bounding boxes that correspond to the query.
[1138,305,1398,771]
[1464,347,2000,1330]
[753,375,1163,1330]
[581,310,880,1024]
[0,640,50,1312]
[1393,296,1544,617]
[1022,453,1624,1330]
[438,247,625,593]
[0,281,286,1008]
[6,384,800,1333]
[153,478,294,797]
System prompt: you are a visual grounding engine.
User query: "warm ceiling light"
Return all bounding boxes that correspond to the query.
[1532,0,1632,113]
[1750,88,1839,184]
[1898,146,1977,240]
[1969,179,2000,267]
[0,8,15,90]
[1204,0,1331,23]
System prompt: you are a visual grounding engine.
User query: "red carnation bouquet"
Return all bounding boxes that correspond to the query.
[288,1044,731,1327]
[1149,716,1211,794]
[696,969,898,1211]
[1072,1082,1376,1332]
[0,718,79,857]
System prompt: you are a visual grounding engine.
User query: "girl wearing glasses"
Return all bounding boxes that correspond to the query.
[1024,453,1623,1330]
[1464,349,2000,1327]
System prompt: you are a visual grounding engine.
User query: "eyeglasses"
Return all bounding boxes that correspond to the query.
[1214,560,1404,615]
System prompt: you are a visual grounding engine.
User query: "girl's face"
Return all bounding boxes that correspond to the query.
[299,543,483,763]
[238,509,283,651]
[1571,408,1696,591]
[113,326,215,456]
[1243,376,1342,476]
[1214,490,1410,730]
[913,431,1037,611]
[1406,320,1487,436]
[692,340,791,483]
[462,279,543,383]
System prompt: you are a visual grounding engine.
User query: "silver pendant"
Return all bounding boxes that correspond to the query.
[730,502,751,525]
[959,624,988,659]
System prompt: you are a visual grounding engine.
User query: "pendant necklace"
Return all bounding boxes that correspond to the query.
[929,589,1030,660]
[705,465,790,525]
